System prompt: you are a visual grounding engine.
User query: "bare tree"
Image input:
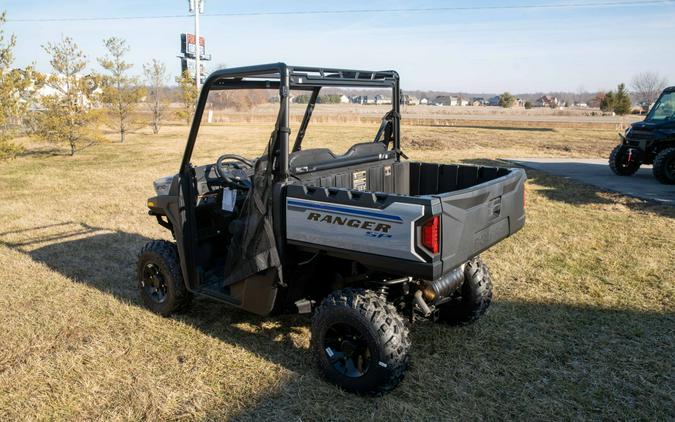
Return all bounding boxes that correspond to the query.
[98,37,145,143]
[143,59,168,134]
[631,71,668,105]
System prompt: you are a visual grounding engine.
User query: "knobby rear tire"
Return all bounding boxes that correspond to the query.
[653,147,675,184]
[436,256,493,326]
[311,288,410,395]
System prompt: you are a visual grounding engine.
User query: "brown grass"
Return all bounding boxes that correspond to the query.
[0,120,673,420]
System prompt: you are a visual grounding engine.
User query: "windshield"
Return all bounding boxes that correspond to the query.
[645,91,675,122]
[191,88,278,167]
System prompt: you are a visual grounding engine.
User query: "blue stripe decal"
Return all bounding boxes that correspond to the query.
[287,199,403,222]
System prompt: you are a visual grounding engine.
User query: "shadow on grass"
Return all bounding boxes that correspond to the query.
[462,158,675,218]
[15,146,67,158]
[0,222,312,371]
[0,223,673,419]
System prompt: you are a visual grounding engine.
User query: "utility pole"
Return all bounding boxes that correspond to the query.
[188,0,204,90]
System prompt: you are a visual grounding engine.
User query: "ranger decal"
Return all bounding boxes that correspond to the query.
[306,212,392,232]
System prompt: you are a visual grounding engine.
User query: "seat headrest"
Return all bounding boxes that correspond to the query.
[289,148,335,169]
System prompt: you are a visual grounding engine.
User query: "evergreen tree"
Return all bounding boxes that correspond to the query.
[613,83,632,115]
[600,92,615,112]
[498,92,515,108]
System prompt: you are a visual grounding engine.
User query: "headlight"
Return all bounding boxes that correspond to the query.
[153,175,174,196]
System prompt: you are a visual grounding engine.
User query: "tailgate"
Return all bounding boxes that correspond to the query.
[438,168,526,273]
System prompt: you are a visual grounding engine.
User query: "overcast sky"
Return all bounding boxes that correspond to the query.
[3,0,675,93]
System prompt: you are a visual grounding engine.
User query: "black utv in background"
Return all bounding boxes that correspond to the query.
[609,86,675,184]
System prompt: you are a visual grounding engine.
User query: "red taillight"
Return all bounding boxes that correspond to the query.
[421,216,440,254]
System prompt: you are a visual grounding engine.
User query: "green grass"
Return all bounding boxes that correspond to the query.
[0,123,673,420]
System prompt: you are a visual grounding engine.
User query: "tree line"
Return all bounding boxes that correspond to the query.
[0,10,670,159]
[0,12,199,158]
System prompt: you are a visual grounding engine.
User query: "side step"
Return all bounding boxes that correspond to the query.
[192,282,241,306]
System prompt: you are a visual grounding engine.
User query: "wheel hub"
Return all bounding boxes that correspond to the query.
[141,263,168,303]
[340,340,357,355]
[324,323,371,378]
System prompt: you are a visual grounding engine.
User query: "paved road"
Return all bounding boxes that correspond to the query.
[504,158,675,206]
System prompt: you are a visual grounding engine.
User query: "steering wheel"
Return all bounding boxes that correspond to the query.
[215,154,253,189]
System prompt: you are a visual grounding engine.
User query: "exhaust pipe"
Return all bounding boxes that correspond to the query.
[421,265,465,303]
[413,290,432,317]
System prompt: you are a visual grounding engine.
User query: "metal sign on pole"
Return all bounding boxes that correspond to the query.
[181,0,210,90]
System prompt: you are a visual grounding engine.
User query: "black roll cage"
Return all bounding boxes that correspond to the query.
[180,62,402,179]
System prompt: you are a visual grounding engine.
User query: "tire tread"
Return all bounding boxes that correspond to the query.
[437,256,493,326]
[609,145,640,176]
[311,288,410,394]
[137,240,191,315]
[653,147,675,184]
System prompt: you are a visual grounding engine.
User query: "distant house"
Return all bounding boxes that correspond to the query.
[488,96,501,106]
[401,95,419,105]
[470,97,487,106]
[34,73,102,108]
[374,95,392,105]
[573,102,588,108]
[535,95,559,107]
[434,95,458,106]
[457,96,469,106]
[419,97,429,105]
[514,98,525,107]
[339,94,350,104]
[352,95,374,105]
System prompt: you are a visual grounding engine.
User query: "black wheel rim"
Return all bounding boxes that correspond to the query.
[619,149,635,169]
[141,263,168,303]
[323,323,371,378]
[667,156,675,179]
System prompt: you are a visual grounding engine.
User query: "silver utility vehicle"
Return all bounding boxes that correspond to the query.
[138,63,526,394]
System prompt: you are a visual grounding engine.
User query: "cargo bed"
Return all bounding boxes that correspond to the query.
[285,160,526,280]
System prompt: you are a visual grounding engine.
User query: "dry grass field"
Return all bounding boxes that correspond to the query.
[0,119,673,420]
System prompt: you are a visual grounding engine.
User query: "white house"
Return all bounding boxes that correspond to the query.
[434,95,458,106]
[374,95,392,105]
[33,73,102,108]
